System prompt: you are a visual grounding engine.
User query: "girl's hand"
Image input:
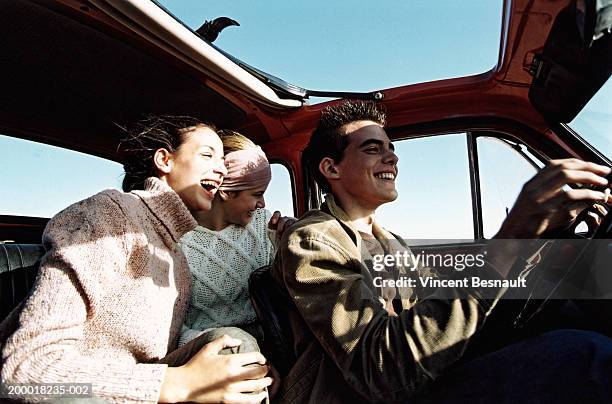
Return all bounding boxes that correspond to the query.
[268,211,297,241]
[160,335,272,403]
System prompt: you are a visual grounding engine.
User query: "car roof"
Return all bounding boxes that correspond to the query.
[0,0,605,161]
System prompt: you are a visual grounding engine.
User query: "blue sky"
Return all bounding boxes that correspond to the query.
[158,0,502,92]
[2,0,610,239]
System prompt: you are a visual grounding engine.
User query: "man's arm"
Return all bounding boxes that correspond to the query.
[276,227,502,402]
[496,159,610,240]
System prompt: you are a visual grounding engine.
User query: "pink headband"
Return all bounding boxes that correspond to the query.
[220,147,272,191]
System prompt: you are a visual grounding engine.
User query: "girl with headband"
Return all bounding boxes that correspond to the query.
[179,131,293,346]
[177,131,292,400]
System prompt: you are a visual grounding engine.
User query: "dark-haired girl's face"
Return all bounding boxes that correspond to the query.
[164,126,227,212]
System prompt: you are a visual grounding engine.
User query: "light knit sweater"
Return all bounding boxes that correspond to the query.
[179,208,274,346]
[0,177,197,403]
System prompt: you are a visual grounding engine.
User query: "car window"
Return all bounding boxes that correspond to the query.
[477,137,539,238]
[569,77,612,160]
[266,163,295,217]
[0,135,124,218]
[376,133,543,240]
[376,134,474,239]
[1,134,296,220]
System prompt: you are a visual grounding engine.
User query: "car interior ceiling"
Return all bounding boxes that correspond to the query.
[0,0,247,161]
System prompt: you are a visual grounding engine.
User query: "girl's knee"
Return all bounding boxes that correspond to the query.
[211,326,260,353]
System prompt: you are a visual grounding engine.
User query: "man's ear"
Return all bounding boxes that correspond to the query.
[319,157,340,181]
[153,148,174,174]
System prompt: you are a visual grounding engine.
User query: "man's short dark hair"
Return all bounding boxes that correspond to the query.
[303,100,387,193]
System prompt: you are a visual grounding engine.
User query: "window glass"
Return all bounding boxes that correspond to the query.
[569,77,612,159]
[0,135,124,218]
[478,137,538,238]
[1,135,296,220]
[265,163,295,217]
[376,134,473,239]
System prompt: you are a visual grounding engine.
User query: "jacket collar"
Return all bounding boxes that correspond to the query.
[132,177,197,244]
[322,194,400,254]
[322,194,415,304]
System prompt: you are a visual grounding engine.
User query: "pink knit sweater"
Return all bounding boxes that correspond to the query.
[0,177,197,403]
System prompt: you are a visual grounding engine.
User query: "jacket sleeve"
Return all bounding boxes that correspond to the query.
[275,226,504,402]
[0,194,166,403]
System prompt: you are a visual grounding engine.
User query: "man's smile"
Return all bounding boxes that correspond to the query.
[374,171,396,181]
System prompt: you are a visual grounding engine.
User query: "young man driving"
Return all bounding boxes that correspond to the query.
[271,100,612,403]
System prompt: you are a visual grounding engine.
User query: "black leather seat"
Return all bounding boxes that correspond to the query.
[0,243,44,320]
[249,265,297,376]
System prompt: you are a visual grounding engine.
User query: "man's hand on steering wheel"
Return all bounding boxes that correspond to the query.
[495,159,611,239]
[567,203,609,237]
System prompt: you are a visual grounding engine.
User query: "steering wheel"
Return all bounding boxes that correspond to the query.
[513,202,611,328]
[591,201,612,239]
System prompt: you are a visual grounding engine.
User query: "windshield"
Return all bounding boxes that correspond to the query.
[157,0,502,98]
[569,77,612,160]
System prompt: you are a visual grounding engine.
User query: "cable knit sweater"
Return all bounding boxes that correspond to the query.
[0,177,197,403]
[179,209,274,346]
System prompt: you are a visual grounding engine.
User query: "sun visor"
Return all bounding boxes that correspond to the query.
[528,1,611,122]
[89,0,302,109]
[576,0,612,45]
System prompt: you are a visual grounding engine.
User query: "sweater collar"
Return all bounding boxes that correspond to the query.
[133,177,197,243]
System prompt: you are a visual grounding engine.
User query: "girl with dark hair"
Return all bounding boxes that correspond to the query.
[0,116,273,404]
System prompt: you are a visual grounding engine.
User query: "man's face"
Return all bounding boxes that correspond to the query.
[330,120,398,211]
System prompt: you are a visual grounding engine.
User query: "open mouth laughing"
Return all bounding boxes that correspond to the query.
[200,179,221,197]
[374,171,396,181]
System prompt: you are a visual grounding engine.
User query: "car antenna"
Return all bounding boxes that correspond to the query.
[196,17,240,43]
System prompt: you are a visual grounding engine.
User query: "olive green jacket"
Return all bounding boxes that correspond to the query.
[271,195,505,403]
